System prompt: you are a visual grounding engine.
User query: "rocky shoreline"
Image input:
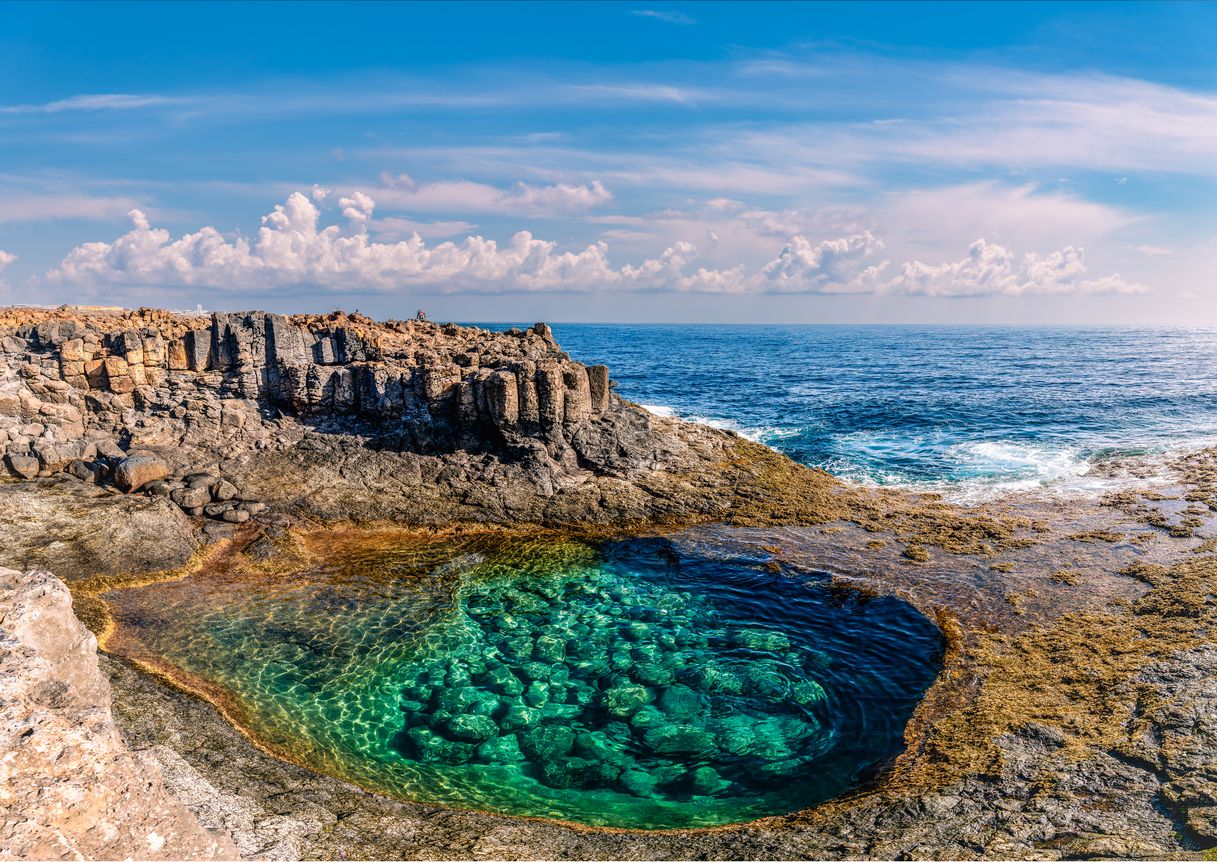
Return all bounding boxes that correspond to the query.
[2,306,1216,860]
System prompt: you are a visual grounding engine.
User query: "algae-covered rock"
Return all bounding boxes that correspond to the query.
[477,733,525,763]
[736,628,791,652]
[499,702,541,731]
[619,768,658,798]
[691,662,745,695]
[539,755,592,789]
[406,726,476,763]
[479,664,524,696]
[604,683,650,717]
[378,543,870,825]
[534,633,566,662]
[445,713,498,742]
[792,679,827,705]
[657,685,705,722]
[629,704,665,731]
[519,725,575,760]
[644,724,716,757]
[634,661,674,685]
[690,765,731,796]
[524,680,549,707]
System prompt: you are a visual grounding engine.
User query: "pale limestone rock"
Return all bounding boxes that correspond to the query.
[0,568,236,860]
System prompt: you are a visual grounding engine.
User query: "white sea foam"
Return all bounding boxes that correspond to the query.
[638,403,1210,505]
[819,431,1196,504]
[637,404,797,445]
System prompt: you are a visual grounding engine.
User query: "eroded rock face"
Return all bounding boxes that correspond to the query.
[0,308,620,465]
[0,567,236,860]
[0,306,740,528]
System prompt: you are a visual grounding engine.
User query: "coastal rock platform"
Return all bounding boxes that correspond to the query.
[2,305,1216,859]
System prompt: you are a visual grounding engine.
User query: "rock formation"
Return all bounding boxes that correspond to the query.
[1,306,614,464]
[0,305,758,528]
[0,567,236,860]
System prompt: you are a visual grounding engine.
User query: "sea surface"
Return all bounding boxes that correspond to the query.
[518,324,1217,502]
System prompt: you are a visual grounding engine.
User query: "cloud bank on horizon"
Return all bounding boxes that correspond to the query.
[0,2,1211,320]
[46,191,1146,298]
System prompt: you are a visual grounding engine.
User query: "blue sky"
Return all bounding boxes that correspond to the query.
[0,1,1214,323]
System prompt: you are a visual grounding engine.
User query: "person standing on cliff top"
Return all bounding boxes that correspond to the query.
[416,309,428,321]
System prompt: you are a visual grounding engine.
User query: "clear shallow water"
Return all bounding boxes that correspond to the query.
[103,535,943,829]
[529,325,1217,500]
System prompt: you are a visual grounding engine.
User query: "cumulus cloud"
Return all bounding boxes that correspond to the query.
[374,174,612,216]
[43,191,1146,298]
[759,232,890,294]
[46,192,673,294]
[895,239,1147,297]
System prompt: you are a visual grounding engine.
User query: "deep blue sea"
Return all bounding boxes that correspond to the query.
[495,325,1217,501]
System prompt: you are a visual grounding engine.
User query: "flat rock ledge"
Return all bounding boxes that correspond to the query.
[0,566,236,861]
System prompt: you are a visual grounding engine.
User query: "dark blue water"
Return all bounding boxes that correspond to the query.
[492,325,1217,499]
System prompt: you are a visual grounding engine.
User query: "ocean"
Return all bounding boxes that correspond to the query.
[505,324,1217,502]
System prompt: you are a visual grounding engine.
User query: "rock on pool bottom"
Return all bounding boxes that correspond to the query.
[101,535,944,829]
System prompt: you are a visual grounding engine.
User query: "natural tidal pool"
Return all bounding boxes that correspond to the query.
[101,533,944,829]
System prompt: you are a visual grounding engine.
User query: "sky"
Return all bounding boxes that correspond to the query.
[0,0,1214,324]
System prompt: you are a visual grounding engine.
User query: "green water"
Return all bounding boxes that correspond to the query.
[103,534,943,829]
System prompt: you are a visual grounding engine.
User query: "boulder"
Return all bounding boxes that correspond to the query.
[95,439,126,461]
[67,459,100,484]
[4,453,39,479]
[171,485,213,509]
[113,455,171,493]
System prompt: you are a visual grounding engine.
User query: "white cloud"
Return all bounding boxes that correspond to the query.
[372,217,480,240]
[0,250,14,300]
[373,174,612,216]
[46,192,657,294]
[895,239,1147,297]
[759,232,890,294]
[564,84,699,105]
[0,93,178,114]
[0,193,145,224]
[876,182,1138,254]
[44,191,1146,298]
[338,191,375,222]
[630,9,696,24]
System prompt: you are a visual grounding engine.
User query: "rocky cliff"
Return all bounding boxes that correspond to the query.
[2,306,614,463]
[0,566,236,860]
[0,306,756,528]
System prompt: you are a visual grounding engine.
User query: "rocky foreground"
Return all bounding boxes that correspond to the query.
[1,306,1215,860]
